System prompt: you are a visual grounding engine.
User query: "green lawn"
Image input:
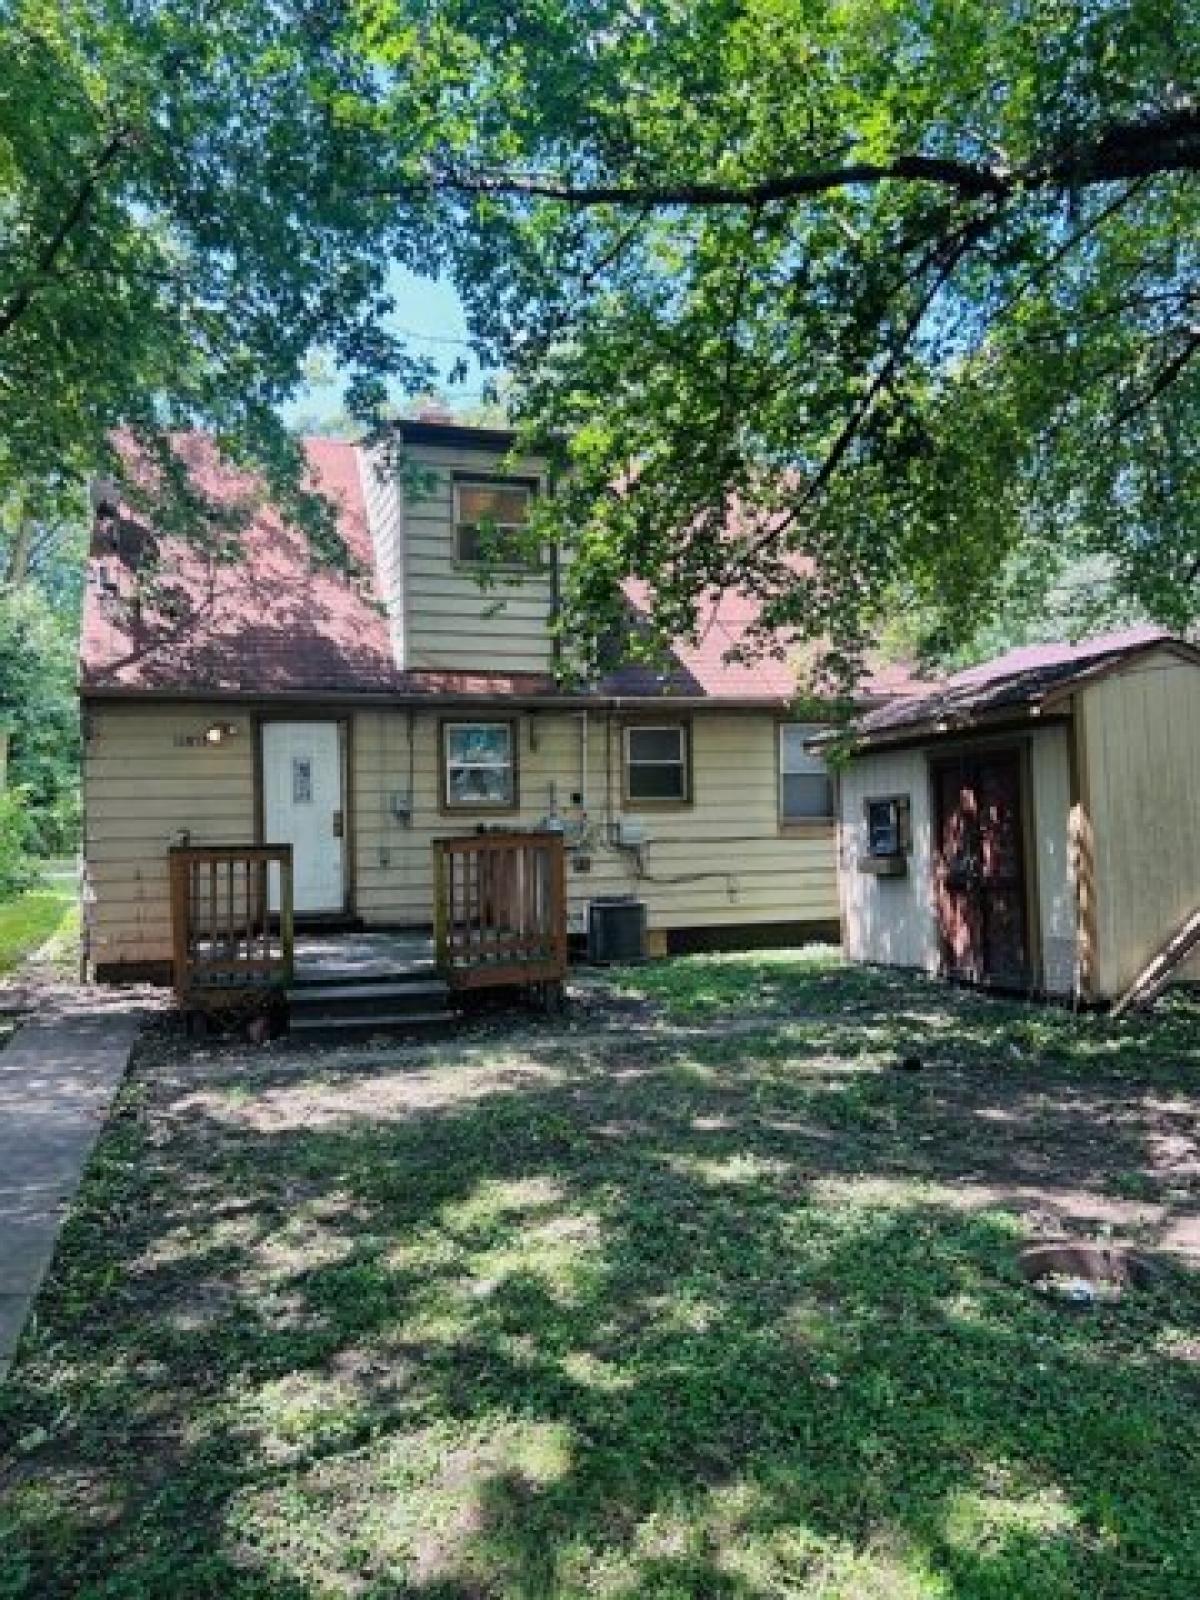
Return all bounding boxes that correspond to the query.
[1,955,1198,1598]
[0,881,77,978]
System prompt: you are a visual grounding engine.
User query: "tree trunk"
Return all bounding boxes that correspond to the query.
[5,513,32,584]
[0,505,34,791]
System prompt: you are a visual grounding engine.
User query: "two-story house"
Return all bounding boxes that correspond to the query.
[79,418,915,982]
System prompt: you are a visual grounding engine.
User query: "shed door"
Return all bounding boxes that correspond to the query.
[261,721,346,914]
[934,752,1028,988]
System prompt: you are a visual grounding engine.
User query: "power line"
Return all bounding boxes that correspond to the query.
[391,324,477,348]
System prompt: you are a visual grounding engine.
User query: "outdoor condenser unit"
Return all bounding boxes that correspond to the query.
[587,896,648,964]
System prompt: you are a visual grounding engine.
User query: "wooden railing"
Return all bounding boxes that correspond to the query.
[433,831,567,991]
[169,844,294,1005]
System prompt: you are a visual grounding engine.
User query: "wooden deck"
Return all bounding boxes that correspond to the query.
[434,831,568,992]
[170,831,568,1026]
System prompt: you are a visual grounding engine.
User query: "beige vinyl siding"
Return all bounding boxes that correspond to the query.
[83,702,840,978]
[353,709,839,932]
[83,703,255,968]
[390,441,557,673]
[358,446,405,662]
[1081,650,1200,997]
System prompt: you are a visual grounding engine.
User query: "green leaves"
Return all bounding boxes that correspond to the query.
[343,0,1200,677]
[0,0,426,543]
[2,0,1197,675]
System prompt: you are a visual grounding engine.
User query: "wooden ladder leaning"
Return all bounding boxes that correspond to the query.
[1110,905,1200,1019]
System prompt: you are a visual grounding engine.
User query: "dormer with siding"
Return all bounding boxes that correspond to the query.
[362,420,557,675]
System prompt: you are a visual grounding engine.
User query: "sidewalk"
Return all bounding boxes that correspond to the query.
[0,1005,145,1378]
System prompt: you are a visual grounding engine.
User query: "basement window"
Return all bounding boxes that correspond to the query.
[441,720,517,809]
[453,476,538,567]
[623,724,690,803]
[779,724,834,822]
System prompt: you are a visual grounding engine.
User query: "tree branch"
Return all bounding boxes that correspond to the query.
[1111,326,1200,427]
[404,151,1011,206]
[0,126,133,342]
[737,209,1000,567]
[387,106,1200,211]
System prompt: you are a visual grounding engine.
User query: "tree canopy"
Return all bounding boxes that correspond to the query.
[346,0,1200,676]
[0,0,436,551]
[2,0,1197,680]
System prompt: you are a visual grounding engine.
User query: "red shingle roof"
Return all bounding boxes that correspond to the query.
[82,437,404,695]
[80,435,924,706]
[845,625,1197,745]
[609,580,929,702]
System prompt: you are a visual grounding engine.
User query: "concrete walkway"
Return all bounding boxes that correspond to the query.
[0,1006,144,1378]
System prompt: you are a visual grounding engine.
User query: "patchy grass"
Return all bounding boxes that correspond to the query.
[605,944,931,1021]
[1,954,1199,1598]
[0,883,76,977]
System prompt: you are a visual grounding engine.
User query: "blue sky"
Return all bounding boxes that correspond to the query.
[286,268,489,429]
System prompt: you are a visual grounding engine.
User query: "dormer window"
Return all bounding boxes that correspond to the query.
[453,475,538,568]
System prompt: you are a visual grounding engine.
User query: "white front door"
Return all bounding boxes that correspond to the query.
[261,721,346,914]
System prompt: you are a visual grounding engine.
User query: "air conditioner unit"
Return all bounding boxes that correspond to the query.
[587,896,648,964]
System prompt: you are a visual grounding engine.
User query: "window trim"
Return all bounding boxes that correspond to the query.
[451,473,541,571]
[439,717,520,813]
[621,720,692,808]
[777,719,836,835]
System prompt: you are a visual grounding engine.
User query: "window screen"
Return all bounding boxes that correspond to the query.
[443,721,516,808]
[625,725,688,801]
[779,724,833,821]
[453,477,536,565]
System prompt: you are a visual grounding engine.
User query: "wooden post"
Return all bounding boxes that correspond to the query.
[433,843,449,973]
[549,834,568,974]
[1068,696,1098,1005]
[169,851,191,1001]
[279,845,295,985]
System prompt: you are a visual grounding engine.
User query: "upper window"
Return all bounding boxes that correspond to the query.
[442,720,517,809]
[779,724,834,822]
[624,724,690,803]
[453,475,538,567]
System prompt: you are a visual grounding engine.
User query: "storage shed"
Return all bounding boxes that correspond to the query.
[828,628,1200,1004]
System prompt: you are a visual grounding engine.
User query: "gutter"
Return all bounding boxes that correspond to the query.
[811,702,1073,757]
[78,685,799,713]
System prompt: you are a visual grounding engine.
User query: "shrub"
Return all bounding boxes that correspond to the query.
[0,789,39,900]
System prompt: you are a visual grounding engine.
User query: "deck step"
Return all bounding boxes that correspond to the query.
[289,1008,461,1038]
[287,977,453,1026]
[290,964,438,988]
[288,978,449,1006]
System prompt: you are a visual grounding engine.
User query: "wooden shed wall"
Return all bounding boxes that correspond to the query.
[1080,649,1200,997]
[83,702,840,975]
[838,747,939,974]
[838,725,1076,995]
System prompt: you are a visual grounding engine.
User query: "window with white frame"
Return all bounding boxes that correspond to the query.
[624,724,690,802]
[453,475,538,566]
[442,721,516,808]
[779,724,834,822]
